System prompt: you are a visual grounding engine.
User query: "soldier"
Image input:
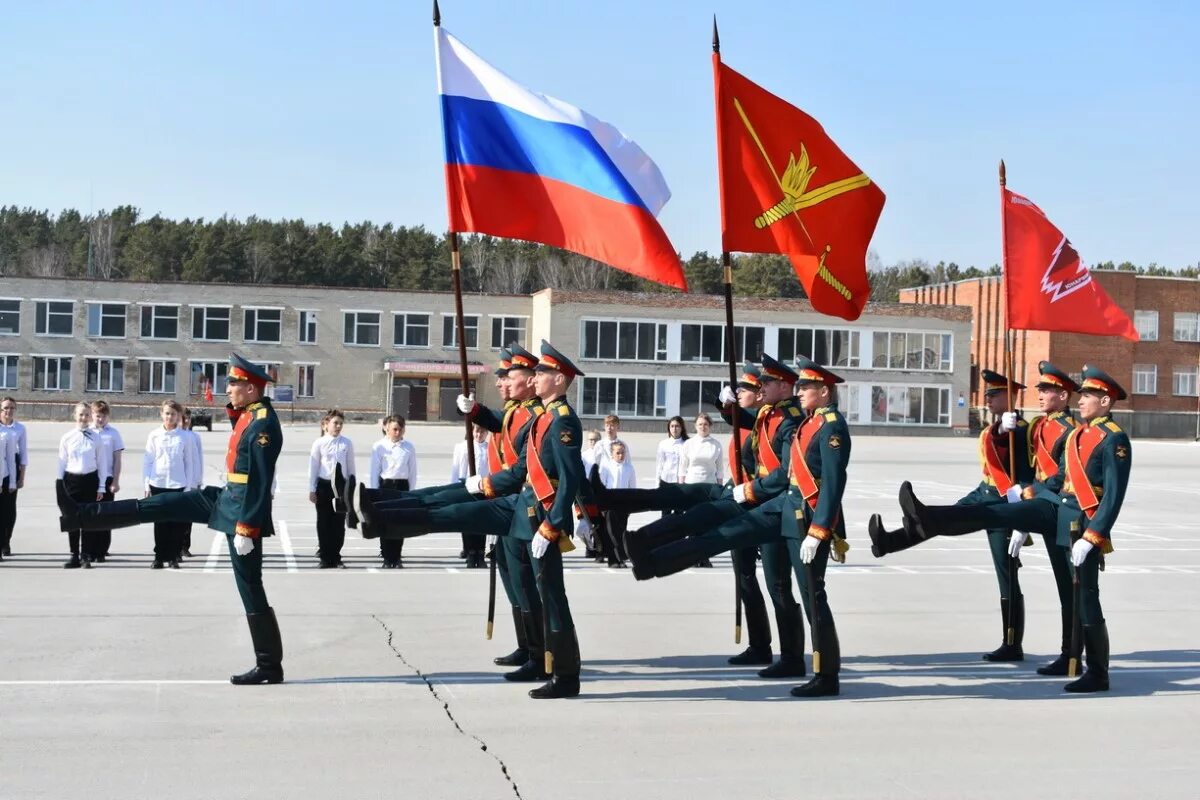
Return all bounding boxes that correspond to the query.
[0,397,28,557]
[57,353,286,685]
[870,362,1079,675]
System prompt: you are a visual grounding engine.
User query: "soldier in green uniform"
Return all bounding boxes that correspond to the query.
[56,354,285,685]
[870,362,1080,675]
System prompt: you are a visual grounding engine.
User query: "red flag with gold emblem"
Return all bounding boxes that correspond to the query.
[714,57,884,320]
[1002,187,1138,341]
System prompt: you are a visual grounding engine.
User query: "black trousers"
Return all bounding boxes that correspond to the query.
[659,479,679,517]
[63,471,99,557]
[315,478,346,565]
[0,476,17,550]
[149,485,187,561]
[82,477,114,559]
[601,510,628,564]
[378,478,408,561]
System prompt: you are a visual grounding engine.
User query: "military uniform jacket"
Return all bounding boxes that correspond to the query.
[778,405,850,542]
[216,398,282,538]
[738,397,804,504]
[484,396,585,541]
[474,397,545,477]
[975,417,1035,495]
[1041,415,1131,551]
[1027,410,1078,482]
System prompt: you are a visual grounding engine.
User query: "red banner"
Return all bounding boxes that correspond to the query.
[714,57,885,320]
[1002,188,1138,341]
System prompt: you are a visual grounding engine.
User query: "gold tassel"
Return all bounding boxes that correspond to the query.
[832,535,850,564]
[544,651,554,674]
[735,624,742,645]
[558,536,576,554]
[813,651,822,673]
[486,620,493,640]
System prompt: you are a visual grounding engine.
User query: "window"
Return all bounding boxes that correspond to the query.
[192,306,231,342]
[35,301,73,336]
[298,310,318,344]
[344,311,381,346]
[392,313,430,347]
[490,316,528,349]
[0,299,20,335]
[779,327,863,368]
[678,379,725,420]
[86,302,127,338]
[138,304,179,340]
[841,384,861,424]
[1174,312,1200,342]
[1132,364,1157,395]
[868,384,949,425]
[581,320,667,361]
[1173,366,1198,397]
[441,314,479,349]
[33,356,71,391]
[138,359,177,394]
[579,376,667,418]
[244,308,282,344]
[298,364,316,398]
[190,361,228,395]
[85,358,124,392]
[871,330,952,371]
[0,354,17,389]
[680,324,765,363]
[1134,310,1158,341]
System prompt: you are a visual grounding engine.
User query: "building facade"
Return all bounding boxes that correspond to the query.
[900,271,1200,438]
[1,277,972,433]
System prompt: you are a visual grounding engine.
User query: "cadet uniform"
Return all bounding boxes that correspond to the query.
[57,354,286,685]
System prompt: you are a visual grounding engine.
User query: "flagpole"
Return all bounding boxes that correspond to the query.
[713,18,745,645]
[999,160,1019,648]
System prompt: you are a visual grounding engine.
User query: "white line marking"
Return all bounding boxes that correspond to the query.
[204,531,224,572]
[276,519,298,573]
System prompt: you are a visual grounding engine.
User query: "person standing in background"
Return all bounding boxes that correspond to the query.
[0,421,14,562]
[144,400,195,570]
[86,400,124,563]
[655,417,688,517]
[309,409,356,568]
[0,397,28,557]
[450,423,491,568]
[179,407,205,558]
[367,415,417,568]
[580,429,602,559]
[599,440,636,567]
[59,402,109,569]
[679,412,724,569]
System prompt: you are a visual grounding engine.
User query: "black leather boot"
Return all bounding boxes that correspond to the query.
[529,630,580,698]
[791,619,840,698]
[899,481,982,539]
[230,608,284,685]
[495,607,528,666]
[868,514,924,558]
[759,603,806,678]
[58,481,143,532]
[1064,623,1109,693]
[983,596,1025,662]
[1037,608,1073,676]
[728,646,773,666]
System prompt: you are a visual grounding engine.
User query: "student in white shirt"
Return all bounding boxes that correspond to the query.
[592,415,631,563]
[178,407,205,558]
[144,400,196,570]
[580,429,602,558]
[655,416,688,519]
[58,402,109,569]
[368,414,416,568]
[0,396,28,558]
[599,440,636,567]
[0,420,14,563]
[450,424,490,568]
[85,400,125,563]
[309,409,356,568]
[679,413,724,486]
[590,414,629,466]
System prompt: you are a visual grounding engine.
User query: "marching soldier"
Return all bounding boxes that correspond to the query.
[57,353,286,685]
[869,369,1034,662]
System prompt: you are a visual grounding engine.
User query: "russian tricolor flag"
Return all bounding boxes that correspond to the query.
[435,28,687,290]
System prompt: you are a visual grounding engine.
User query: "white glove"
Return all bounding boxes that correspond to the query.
[800,535,820,564]
[456,393,476,414]
[719,385,736,405]
[486,535,498,550]
[1008,531,1026,558]
[576,517,594,549]
[531,533,551,559]
[1005,485,1023,504]
[732,483,748,505]
[233,535,255,556]
[465,474,484,495]
[1071,538,1095,567]
[1000,411,1017,432]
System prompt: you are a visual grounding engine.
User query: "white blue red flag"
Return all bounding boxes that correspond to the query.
[435,28,686,289]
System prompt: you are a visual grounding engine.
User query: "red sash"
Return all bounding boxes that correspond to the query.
[754,406,784,476]
[486,403,513,474]
[1064,424,1107,519]
[788,414,826,509]
[505,403,537,468]
[728,437,743,483]
[526,414,556,511]
[978,426,1014,494]
[226,408,252,472]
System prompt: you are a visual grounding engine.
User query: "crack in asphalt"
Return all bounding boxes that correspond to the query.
[372,614,522,799]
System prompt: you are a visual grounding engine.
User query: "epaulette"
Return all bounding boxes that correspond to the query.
[1105,421,1122,433]
[557,405,569,416]
[788,406,801,417]
[255,408,268,420]
[825,412,838,422]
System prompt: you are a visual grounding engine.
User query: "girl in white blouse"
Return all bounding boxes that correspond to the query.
[655,416,688,519]
[679,413,724,485]
[144,400,197,569]
[309,409,357,568]
[368,415,416,568]
[58,402,109,569]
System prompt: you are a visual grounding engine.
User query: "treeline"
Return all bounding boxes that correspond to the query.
[2,205,1195,302]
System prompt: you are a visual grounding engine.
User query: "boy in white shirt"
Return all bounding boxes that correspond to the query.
[599,440,635,566]
[367,415,416,568]
[86,400,125,562]
[1,396,28,557]
[144,400,195,569]
[309,409,356,568]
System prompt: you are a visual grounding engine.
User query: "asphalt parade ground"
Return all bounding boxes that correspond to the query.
[1,421,1198,799]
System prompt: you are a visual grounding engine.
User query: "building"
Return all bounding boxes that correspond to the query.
[1,276,972,433]
[900,271,1200,438]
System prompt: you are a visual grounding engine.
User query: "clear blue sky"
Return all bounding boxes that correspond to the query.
[3,1,1197,270]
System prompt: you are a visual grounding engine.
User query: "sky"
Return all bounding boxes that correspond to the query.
[2,1,1198,271]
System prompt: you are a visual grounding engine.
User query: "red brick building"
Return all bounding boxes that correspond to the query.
[900,271,1200,438]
